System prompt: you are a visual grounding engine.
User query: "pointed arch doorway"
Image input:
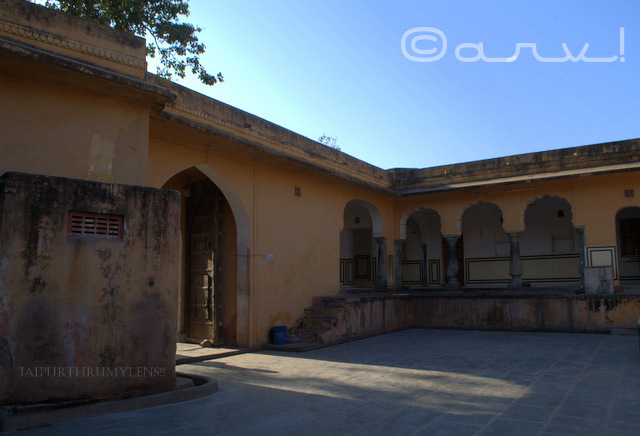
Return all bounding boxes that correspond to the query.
[163,167,246,346]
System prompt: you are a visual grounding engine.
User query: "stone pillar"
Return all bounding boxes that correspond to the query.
[422,244,428,287]
[507,231,523,288]
[576,227,585,291]
[444,235,461,288]
[375,236,388,289]
[394,239,404,290]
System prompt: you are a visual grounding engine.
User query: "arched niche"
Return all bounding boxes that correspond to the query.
[461,201,509,258]
[340,200,384,288]
[399,207,443,287]
[616,206,640,286]
[521,195,578,255]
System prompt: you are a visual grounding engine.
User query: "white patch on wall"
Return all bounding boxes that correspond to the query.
[88,133,115,182]
[585,246,618,280]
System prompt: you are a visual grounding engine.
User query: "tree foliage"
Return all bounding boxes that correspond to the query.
[40,0,223,85]
[318,134,340,151]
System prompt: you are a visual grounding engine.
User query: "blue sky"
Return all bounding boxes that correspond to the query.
[155,0,639,169]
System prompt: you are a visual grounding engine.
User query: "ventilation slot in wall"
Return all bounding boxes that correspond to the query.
[67,212,123,239]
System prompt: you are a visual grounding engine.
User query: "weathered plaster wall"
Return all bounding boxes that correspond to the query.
[218,199,238,344]
[0,173,180,405]
[410,294,640,333]
[394,172,639,286]
[396,172,638,240]
[396,174,630,236]
[148,74,391,192]
[3,0,638,355]
[148,125,395,346]
[0,0,147,78]
[389,139,640,195]
[301,293,640,347]
[311,295,411,345]
[251,161,393,339]
[0,58,152,186]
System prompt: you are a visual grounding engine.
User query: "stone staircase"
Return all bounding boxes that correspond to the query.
[295,299,345,344]
[293,293,409,347]
[262,293,409,351]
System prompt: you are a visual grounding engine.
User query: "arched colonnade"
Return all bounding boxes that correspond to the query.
[339,195,606,289]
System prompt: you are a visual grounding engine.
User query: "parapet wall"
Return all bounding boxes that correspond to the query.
[312,292,640,346]
[0,0,147,78]
[410,292,640,333]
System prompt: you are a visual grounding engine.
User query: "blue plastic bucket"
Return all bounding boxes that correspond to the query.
[271,326,287,345]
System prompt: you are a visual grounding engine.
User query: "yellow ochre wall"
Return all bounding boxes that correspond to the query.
[394,173,639,245]
[148,109,638,347]
[0,57,151,186]
[148,126,394,347]
[2,0,639,351]
[0,0,155,186]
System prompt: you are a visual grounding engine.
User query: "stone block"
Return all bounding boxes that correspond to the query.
[584,266,614,294]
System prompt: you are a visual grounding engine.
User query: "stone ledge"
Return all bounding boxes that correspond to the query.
[0,373,218,432]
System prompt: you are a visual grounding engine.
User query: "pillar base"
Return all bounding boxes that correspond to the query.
[508,277,523,288]
[446,278,461,288]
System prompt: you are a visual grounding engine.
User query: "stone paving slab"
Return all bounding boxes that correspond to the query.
[1,373,218,432]
[7,329,640,435]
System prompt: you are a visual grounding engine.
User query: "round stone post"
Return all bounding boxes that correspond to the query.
[444,235,461,288]
[394,239,404,290]
[507,231,523,288]
[422,244,428,287]
[375,236,388,289]
[576,227,585,291]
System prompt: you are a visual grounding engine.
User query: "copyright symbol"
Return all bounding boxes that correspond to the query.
[401,27,447,62]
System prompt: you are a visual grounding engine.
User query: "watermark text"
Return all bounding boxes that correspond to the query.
[16,366,167,378]
[401,27,625,63]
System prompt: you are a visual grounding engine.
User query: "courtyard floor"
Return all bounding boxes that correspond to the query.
[12,329,640,435]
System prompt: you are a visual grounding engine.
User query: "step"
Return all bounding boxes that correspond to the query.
[301,317,337,330]
[304,306,344,318]
[262,341,325,352]
[295,328,328,343]
[312,296,353,308]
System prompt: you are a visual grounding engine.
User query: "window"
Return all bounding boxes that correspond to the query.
[67,211,123,239]
[619,218,640,257]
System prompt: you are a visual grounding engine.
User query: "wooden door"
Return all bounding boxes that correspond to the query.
[187,182,220,342]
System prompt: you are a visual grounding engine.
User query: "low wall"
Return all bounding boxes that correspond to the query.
[410,292,640,333]
[0,173,181,405]
[311,295,411,344]
[315,291,640,346]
